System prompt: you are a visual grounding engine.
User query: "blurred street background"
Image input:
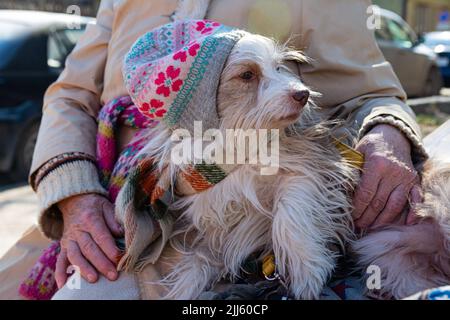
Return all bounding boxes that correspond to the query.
[0,0,99,16]
[1,0,450,256]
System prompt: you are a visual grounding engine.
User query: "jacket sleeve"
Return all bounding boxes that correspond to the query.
[30,0,114,239]
[327,95,427,164]
[298,0,428,163]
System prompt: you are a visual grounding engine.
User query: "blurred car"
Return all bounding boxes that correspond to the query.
[0,10,94,180]
[423,31,450,87]
[375,9,442,97]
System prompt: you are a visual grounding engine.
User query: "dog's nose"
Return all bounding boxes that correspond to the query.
[292,90,310,106]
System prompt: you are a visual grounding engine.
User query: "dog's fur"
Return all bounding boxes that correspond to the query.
[353,161,450,299]
[138,33,357,299]
[135,31,450,300]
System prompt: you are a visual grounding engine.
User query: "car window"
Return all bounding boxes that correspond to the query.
[0,38,21,69]
[0,21,29,68]
[47,26,86,69]
[63,29,86,46]
[386,19,414,48]
[375,17,393,42]
[6,33,48,71]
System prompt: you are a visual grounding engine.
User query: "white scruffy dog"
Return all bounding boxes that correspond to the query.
[136,31,450,300]
[138,32,357,300]
[131,0,450,300]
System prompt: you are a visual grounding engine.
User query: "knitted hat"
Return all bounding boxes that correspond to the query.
[123,20,246,133]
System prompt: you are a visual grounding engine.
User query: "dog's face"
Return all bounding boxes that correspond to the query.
[218,33,316,130]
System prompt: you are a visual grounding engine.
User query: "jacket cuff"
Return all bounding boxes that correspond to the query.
[36,160,108,240]
[30,152,97,191]
[359,115,429,164]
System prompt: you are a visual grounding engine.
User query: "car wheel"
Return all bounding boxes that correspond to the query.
[10,122,40,182]
[424,67,443,97]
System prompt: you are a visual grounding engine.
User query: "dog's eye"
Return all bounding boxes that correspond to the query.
[240,71,255,81]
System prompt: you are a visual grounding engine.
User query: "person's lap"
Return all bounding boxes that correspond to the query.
[52,272,140,300]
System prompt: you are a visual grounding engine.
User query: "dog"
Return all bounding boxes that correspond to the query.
[164,0,450,302]
[127,26,450,300]
[131,29,357,299]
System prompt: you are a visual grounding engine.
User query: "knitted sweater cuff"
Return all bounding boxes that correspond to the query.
[36,160,108,240]
[359,115,429,164]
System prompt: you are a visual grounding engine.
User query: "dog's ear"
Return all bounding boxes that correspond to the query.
[282,50,310,65]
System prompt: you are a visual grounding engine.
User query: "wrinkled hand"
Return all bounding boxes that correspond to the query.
[56,194,124,289]
[353,124,422,230]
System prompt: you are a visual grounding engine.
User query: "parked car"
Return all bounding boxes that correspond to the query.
[423,31,450,87]
[375,9,442,97]
[0,10,94,180]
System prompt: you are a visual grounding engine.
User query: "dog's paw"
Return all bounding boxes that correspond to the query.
[159,252,221,300]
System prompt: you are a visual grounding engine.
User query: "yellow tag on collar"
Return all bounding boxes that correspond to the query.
[262,255,276,279]
[332,138,365,170]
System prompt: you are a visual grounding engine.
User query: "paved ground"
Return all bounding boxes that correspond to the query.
[0,185,37,258]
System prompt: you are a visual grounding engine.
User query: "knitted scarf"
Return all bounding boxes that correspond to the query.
[96,96,157,201]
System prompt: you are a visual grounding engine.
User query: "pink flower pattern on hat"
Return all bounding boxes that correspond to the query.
[141,99,167,119]
[173,42,201,62]
[155,65,183,97]
[124,20,244,126]
[196,20,221,35]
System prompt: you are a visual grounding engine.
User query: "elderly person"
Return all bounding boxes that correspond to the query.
[30,0,427,299]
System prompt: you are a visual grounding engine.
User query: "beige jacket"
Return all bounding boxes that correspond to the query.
[32,0,426,240]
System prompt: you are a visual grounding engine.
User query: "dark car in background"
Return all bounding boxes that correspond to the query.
[0,10,94,180]
[375,9,442,97]
[424,31,450,87]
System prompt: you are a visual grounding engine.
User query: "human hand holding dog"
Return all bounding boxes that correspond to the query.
[55,194,124,288]
[353,124,422,230]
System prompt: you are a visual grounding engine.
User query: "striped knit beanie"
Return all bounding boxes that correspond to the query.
[123,20,246,133]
